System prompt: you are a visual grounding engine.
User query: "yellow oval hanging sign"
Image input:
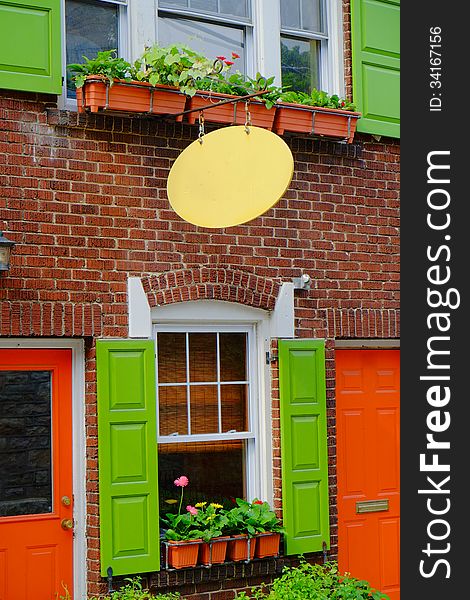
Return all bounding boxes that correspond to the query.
[167,125,294,228]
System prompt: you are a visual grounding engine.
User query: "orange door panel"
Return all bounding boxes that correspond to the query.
[336,349,400,600]
[0,349,73,600]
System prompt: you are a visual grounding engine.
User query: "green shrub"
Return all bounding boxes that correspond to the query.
[62,576,181,600]
[234,560,389,600]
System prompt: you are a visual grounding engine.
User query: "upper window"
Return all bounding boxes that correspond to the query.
[63,0,343,104]
[155,327,257,510]
[157,0,251,74]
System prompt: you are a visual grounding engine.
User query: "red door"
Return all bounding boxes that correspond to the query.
[336,350,400,600]
[0,349,73,600]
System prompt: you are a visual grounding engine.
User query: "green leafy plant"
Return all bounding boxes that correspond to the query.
[161,509,204,541]
[192,501,229,542]
[234,560,389,600]
[160,475,204,541]
[60,576,180,600]
[67,50,135,89]
[279,88,356,111]
[225,498,284,536]
[133,43,227,96]
[197,70,284,109]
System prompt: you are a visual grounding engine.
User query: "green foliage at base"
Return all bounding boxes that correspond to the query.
[234,560,389,600]
[58,576,180,600]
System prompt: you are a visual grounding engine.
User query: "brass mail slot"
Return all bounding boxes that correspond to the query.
[356,499,389,514]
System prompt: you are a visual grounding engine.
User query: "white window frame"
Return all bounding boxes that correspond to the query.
[154,322,260,503]
[151,299,278,506]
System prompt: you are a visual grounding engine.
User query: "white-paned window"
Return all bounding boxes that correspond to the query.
[64,0,128,101]
[157,1,252,75]
[155,326,258,510]
[63,0,344,106]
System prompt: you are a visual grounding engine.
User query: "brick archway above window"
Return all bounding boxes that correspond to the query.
[141,268,282,312]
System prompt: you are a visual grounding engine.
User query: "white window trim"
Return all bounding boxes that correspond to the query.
[0,338,86,600]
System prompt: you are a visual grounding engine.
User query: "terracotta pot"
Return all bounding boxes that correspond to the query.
[167,539,201,569]
[227,534,256,562]
[185,91,276,130]
[255,532,281,558]
[76,76,187,119]
[273,102,361,143]
[198,536,230,565]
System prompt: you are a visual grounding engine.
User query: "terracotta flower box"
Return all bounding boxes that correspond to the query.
[273,102,361,143]
[166,539,201,569]
[76,76,187,119]
[198,536,230,565]
[254,532,281,558]
[227,534,256,562]
[185,91,276,130]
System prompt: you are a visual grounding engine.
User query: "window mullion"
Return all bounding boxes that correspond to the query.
[186,332,191,435]
[216,332,222,433]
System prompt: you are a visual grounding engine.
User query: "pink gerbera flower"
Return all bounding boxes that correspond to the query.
[174,475,189,487]
[186,505,198,516]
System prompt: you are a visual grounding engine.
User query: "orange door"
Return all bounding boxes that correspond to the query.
[0,349,73,600]
[336,349,400,600]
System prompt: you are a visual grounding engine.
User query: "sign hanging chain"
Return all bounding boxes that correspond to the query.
[198,112,205,144]
[244,101,252,134]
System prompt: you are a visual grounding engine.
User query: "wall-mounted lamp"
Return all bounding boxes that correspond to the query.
[0,232,15,273]
[292,273,311,290]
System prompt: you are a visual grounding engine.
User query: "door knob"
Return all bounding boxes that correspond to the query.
[61,518,74,530]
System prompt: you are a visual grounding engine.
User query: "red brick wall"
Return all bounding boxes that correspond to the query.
[0,83,399,597]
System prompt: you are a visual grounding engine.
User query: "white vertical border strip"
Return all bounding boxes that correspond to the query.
[326,0,345,96]
[129,0,157,62]
[254,0,282,85]
[128,277,152,338]
[0,338,87,600]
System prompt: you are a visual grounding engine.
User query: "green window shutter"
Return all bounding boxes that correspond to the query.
[97,339,160,577]
[279,339,330,555]
[351,0,400,138]
[0,0,62,94]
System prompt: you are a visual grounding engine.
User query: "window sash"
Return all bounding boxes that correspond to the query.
[280,0,326,36]
[155,326,254,439]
